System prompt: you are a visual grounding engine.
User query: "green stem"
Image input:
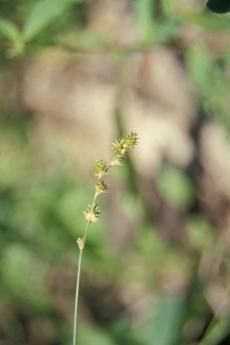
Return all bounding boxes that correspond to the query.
[72,193,97,345]
[83,194,97,242]
[72,249,83,345]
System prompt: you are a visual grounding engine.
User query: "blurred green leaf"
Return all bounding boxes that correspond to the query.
[111,319,142,345]
[58,30,109,51]
[133,0,155,40]
[187,45,230,128]
[57,185,90,237]
[187,216,214,250]
[1,244,50,308]
[136,295,185,345]
[121,193,144,221]
[0,146,29,188]
[78,323,116,345]
[0,19,20,42]
[186,13,230,32]
[155,19,181,43]
[187,45,212,95]
[23,0,75,41]
[199,318,230,345]
[157,166,194,209]
[0,18,24,55]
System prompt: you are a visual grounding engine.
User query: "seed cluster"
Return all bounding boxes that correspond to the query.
[77,132,138,250]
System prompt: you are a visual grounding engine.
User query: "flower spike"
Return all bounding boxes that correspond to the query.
[111,132,138,165]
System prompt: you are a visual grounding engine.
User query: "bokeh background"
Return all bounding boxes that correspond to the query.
[0,1,229,344]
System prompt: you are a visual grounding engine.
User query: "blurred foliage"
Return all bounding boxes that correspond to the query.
[187,45,230,129]
[0,1,229,345]
[157,166,194,209]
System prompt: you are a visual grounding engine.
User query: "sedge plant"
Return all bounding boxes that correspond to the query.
[73,132,139,345]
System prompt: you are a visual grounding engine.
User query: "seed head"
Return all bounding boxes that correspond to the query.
[84,204,100,223]
[95,160,109,179]
[95,180,108,196]
[112,132,138,164]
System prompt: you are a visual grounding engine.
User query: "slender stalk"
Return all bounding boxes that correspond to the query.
[72,249,83,345]
[83,194,97,242]
[72,193,97,345]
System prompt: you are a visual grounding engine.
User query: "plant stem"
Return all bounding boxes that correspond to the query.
[72,193,97,345]
[72,132,138,345]
[73,248,83,345]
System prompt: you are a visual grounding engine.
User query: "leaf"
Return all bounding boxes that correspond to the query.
[23,0,75,41]
[133,0,155,39]
[155,19,181,43]
[207,0,230,14]
[199,318,230,345]
[186,13,230,32]
[79,323,116,345]
[137,295,185,345]
[2,244,49,308]
[0,19,20,43]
